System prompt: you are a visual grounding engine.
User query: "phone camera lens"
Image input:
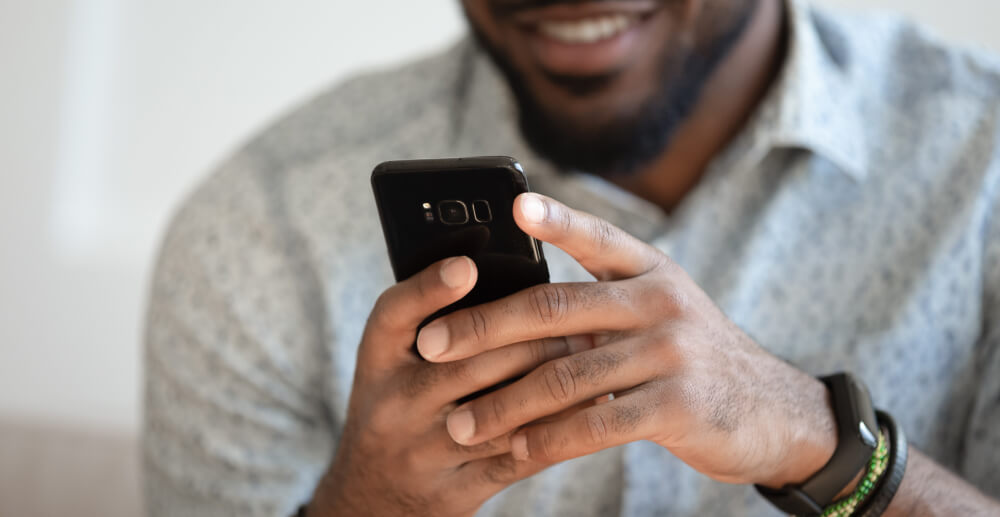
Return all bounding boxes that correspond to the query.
[438,200,469,225]
[472,200,492,223]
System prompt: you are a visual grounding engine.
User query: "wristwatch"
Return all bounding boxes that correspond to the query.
[756,373,879,516]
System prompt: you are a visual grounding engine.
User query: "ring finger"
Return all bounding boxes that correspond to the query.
[444,341,656,446]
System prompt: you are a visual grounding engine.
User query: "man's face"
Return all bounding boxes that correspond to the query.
[461,0,757,176]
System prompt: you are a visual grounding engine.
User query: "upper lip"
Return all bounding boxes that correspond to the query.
[501,1,660,25]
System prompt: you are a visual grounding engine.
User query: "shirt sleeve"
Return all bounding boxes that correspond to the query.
[143,157,337,517]
[960,172,1000,497]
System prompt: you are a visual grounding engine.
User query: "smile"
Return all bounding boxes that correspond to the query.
[537,14,639,45]
[504,1,661,76]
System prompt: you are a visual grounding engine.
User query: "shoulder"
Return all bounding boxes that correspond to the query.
[811,3,1000,109]
[799,1,1000,118]
[809,5,1000,182]
[885,18,1000,113]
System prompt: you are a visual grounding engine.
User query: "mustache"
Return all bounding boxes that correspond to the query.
[488,0,658,17]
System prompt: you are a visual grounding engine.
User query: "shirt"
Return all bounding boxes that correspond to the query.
[142,0,1000,515]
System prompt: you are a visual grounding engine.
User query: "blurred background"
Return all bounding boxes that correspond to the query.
[1,0,998,515]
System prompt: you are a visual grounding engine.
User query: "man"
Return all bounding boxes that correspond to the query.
[143,0,1000,515]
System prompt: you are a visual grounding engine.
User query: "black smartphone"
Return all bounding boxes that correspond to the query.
[371,156,550,333]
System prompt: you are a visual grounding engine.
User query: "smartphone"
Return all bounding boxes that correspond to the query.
[371,155,550,336]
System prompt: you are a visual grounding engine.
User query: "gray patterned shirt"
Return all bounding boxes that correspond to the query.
[143,0,1000,515]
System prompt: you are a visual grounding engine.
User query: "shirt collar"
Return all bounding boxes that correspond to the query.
[747,0,869,180]
[453,0,869,183]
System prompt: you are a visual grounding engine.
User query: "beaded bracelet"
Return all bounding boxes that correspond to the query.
[818,429,890,517]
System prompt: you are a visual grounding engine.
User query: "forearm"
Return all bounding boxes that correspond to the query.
[882,447,998,516]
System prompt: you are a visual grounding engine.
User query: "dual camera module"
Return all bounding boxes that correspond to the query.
[427,200,492,225]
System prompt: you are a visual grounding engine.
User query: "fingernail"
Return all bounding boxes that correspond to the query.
[511,433,529,461]
[440,257,472,289]
[521,195,546,224]
[447,409,476,444]
[417,322,449,360]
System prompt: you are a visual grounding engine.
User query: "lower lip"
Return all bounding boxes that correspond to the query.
[521,19,647,77]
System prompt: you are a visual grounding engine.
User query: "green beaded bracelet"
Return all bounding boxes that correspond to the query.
[818,429,890,517]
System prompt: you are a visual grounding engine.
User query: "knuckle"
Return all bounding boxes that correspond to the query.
[464,307,490,342]
[541,360,578,403]
[603,283,634,308]
[414,268,434,300]
[591,219,619,252]
[368,292,396,329]
[656,255,683,276]
[572,349,626,385]
[634,335,672,375]
[528,339,547,365]
[531,337,568,366]
[528,284,571,326]
[639,280,692,320]
[555,204,574,235]
[611,403,646,435]
[584,411,610,447]
[553,335,574,358]
[372,290,393,314]
[488,396,507,428]
[535,426,562,462]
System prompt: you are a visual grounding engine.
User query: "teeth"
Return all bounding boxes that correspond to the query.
[538,14,634,44]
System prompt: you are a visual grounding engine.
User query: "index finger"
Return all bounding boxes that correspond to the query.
[514,193,663,281]
[362,256,477,370]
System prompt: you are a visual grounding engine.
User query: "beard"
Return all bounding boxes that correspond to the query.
[468,1,758,177]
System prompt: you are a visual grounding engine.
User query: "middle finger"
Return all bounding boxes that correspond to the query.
[416,281,640,362]
[407,335,592,409]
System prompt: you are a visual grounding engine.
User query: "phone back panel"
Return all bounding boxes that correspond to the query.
[372,157,550,323]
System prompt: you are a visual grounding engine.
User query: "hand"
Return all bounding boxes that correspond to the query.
[417,193,839,489]
[307,257,578,517]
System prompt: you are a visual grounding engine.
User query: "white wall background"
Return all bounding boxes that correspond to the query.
[2,0,1000,436]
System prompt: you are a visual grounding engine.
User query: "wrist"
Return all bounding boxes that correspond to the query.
[755,373,884,516]
[305,464,362,517]
[759,376,839,488]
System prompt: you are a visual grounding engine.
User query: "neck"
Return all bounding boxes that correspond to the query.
[612,0,788,213]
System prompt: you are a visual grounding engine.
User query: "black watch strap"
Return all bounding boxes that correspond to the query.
[756,373,879,516]
[857,411,908,517]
